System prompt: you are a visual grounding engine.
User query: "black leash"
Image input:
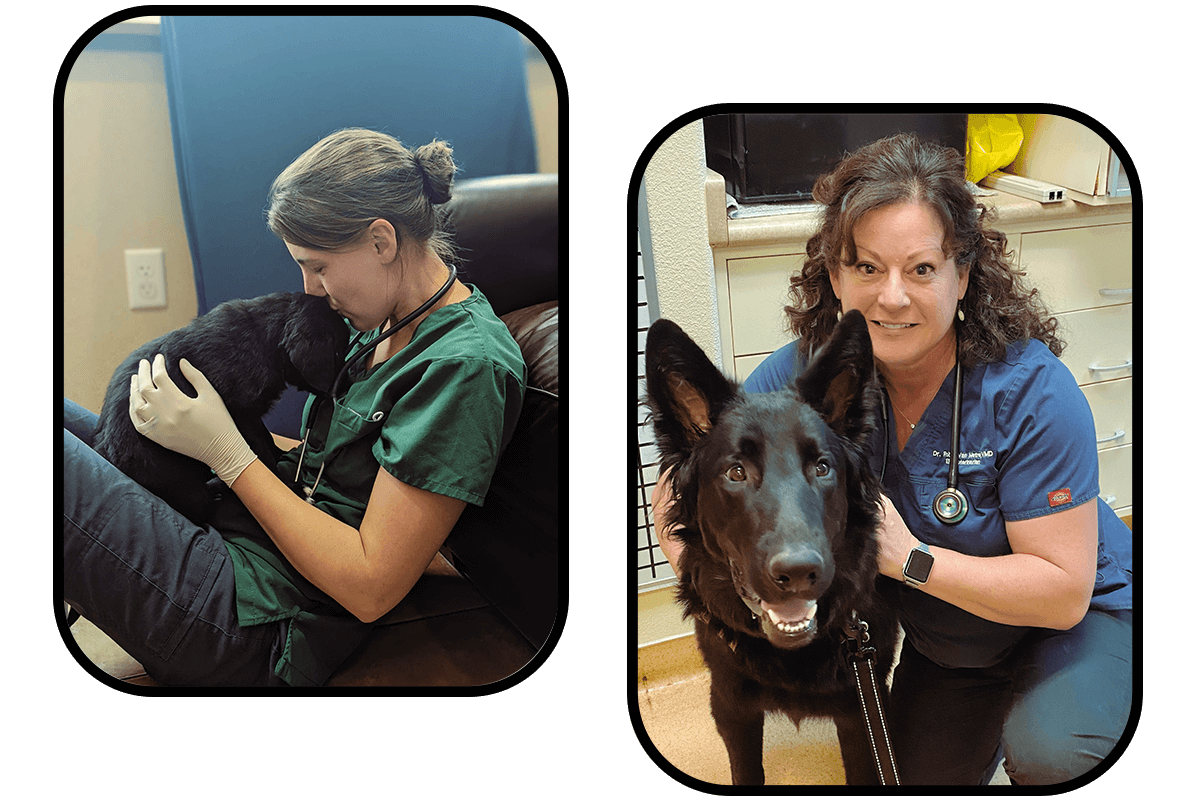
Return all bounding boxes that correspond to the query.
[697,598,902,785]
[841,613,901,785]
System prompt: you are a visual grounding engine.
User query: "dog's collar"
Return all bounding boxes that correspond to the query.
[697,601,872,656]
[693,606,758,653]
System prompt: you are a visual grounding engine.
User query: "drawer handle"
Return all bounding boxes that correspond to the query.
[1089,358,1133,373]
[1098,288,1133,297]
[1096,429,1126,445]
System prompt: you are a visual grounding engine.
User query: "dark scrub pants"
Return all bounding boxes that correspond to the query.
[889,607,1133,785]
[62,398,288,686]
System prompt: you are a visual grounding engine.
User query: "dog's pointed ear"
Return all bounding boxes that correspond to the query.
[797,309,877,440]
[644,319,737,456]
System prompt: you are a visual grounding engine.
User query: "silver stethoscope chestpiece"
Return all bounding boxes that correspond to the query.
[933,486,968,525]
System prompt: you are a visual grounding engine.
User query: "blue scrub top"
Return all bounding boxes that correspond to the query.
[745,337,1134,669]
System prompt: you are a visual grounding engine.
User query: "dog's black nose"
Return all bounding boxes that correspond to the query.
[768,549,825,592]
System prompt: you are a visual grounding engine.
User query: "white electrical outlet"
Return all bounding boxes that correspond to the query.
[126,248,167,309]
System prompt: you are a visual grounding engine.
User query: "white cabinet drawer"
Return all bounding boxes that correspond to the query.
[1080,378,1134,450]
[1097,444,1133,510]
[727,254,801,356]
[734,353,771,382]
[1018,224,1132,314]
[1054,305,1133,385]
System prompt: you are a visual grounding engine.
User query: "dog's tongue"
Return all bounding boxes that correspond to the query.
[761,597,818,628]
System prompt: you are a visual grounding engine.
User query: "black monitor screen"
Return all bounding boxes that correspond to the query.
[704,113,969,205]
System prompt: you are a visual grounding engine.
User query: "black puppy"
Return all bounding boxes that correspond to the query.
[644,310,899,785]
[92,292,349,524]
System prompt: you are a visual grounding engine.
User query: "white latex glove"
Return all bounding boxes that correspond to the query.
[129,354,257,486]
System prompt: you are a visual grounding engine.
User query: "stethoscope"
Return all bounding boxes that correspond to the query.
[879,360,968,525]
[292,264,458,503]
[934,362,968,524]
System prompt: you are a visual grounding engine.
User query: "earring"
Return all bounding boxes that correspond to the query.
[836,309,843,322]
[957,305,965,322]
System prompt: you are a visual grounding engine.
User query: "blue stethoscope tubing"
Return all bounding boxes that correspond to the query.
[291,264,458,500]
[881,360,968,525]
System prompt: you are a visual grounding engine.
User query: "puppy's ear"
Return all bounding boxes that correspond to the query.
[282,296,347,395]
[644,319,737,460]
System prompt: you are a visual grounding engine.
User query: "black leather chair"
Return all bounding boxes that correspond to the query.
[327,173,561,685]
[437,173,560,650]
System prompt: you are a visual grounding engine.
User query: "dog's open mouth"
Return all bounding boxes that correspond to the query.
[734,573,820,648]
[763,597,818,635]
[761,597,819,647]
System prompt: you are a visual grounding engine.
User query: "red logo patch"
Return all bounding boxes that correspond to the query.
[1048,488,1072,508]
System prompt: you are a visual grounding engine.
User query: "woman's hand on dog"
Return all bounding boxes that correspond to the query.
[129,354,258,486]
[876,494,920,582]
[651,469,685,574]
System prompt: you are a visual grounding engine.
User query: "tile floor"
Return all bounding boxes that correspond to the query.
[635,634,1009,786]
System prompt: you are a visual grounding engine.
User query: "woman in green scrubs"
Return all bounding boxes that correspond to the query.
[76,128,525,685]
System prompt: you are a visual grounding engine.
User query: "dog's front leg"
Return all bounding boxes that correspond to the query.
[709,679,765,785]
[834,710,882,785]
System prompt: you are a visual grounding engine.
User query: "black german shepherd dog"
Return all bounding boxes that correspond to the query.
[92,292,349,525]
[644,309,899,785]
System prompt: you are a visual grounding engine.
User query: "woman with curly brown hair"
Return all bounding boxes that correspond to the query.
[783,133,1064,371]
[655,133,1132,784]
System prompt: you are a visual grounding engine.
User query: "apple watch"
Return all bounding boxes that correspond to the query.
[903,541,934,588]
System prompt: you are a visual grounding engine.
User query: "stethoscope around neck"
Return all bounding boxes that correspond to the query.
[933,362,969,524]
[292,263,458,503]
[881,360,969,525]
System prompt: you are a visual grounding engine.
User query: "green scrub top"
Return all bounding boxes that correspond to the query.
[219,286,526,686]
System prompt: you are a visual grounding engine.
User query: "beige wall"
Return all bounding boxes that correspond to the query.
[63,46,198,413]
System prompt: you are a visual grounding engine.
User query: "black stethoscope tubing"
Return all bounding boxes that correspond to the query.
[880,360,968,525]
[291,264,458,499]
[329,263,458,400]
[933,362,969,524]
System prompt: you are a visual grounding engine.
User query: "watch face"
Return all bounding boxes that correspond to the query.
[905,548,934,583]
